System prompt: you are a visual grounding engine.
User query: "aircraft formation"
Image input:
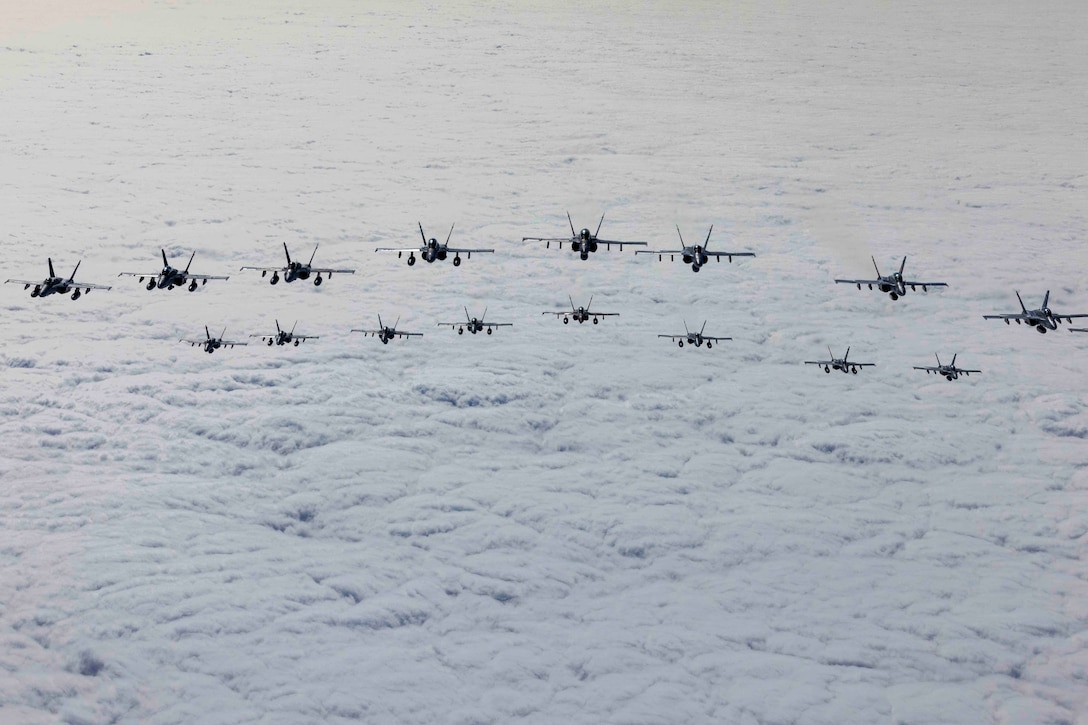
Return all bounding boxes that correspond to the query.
[7,214,1086,380]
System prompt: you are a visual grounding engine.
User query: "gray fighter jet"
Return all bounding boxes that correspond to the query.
[522,213,647,260]
[251,320,318,347]
[376,223,494,266]
[181,325,248,354]
[437,307,512,336]
[835,256,947,300]
[983,291,1088,333]
[636,225,755,273]
[913,354,981,381]
[351,315,423,344]
[805,346,875,374]
[119,249,229,291]
[241,243,355,286]
[658,321,732,349]
[543,296,619,325]
[6,258,112,300]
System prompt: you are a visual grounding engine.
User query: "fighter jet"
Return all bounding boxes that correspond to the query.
[542,296,619,325]
[181,325,248,354]
[804,346,875,374]
[636,225,755,273]
[251,320,318,347]
[658,321,732,349]
[437,307,512,336]
[835,256,947,300]
[240,243,355,285]
[913,354,981,381]
[521,213,647,260]
[351,315,423,344]
[6,258,112,300]
[375,223,494,266]
[119,249,229,291]
[983,291,1088,334]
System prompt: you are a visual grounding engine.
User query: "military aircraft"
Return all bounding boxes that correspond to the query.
[835,256,947,300]
[119,249,229,291]
[521,213,647,260]
[635,225,755,273]
[351,315,423,344]
[240,243,355,285]
[437,307,512,335]
[982,291,1088,333]
[804,346,875,374]
[6,258,112,300]
[251,320,318,347]
[543,295,619,325]
[181,325,248,354]
[375,223,494,266]
[913,354,981,381]
[658,321,732,349]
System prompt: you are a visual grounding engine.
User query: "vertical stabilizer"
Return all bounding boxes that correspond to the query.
[283,243,293,266]
[307,245,318,266]
[48,258,56,279]
[595,214,605,238]
[871,256,882,278]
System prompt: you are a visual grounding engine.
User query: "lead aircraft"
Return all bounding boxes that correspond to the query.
[251,320,318,347]
[805,346,875,374]
[522,213,647,260]
[437,307,512,335]
[543,296,619,325]
[913,353,981,381]
[636,225,755,273]
[983,291,1088,333]
[181,325,248,354]
[119,249,229,291]
[376,223,494,266]
[351,315,423,344]
[6,258,112,300]
[658,321,731,349]
[835,256,947,300]
[241,243,355,285]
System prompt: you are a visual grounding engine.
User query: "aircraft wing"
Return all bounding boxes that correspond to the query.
[292,334,319,341]
[445,247,495,254]
[240,265,286,272]
[658,335,686,341]
[182,272,231,281]
[71,280,112,291]
[705,251,755,260]
[635,248,682,256]
[983,312,1029,321]
[1057,313,1088,320]
[394,331,423,338]
[912,365,941,372]
[902,279,948,288]
[594,239,647,248]
[307,267,355,274]
[179,338,205,345]
[834,277,881,285]
[219,340,248,347]
[590,312,620,317]
[542,311,569,317]
[5,278,43,286]
[483,322,512,328]
[956,367,982,374]
[804,360,832,365]
[703,335,733,342]
[351,328,381,335]
[852,362,876,367]
[374,247,420,254]
[522,236,571,243]
[118,271,159,278]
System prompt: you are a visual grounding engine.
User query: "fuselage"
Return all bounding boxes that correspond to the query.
[33,278,70,297]
[572,230,598,260]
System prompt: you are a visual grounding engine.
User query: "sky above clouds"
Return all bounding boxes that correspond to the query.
[1,1,1087,723]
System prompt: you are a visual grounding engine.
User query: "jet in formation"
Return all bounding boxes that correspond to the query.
[252,320,318,347]
[805,346,875,374]
[5,258,112,300]
[659,321,731,348]
[437,307,512,335]
[181,325,248,354]
[543,296,619,325]
[119,249,229,291]
[352,315,423,344]
[983,291,1088,333]
[913,353,980,381]
[522,213,647,260]
[636,225,755,272]
[241,243,355,285]
[376,223,494,266]
[835,256,947,300]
